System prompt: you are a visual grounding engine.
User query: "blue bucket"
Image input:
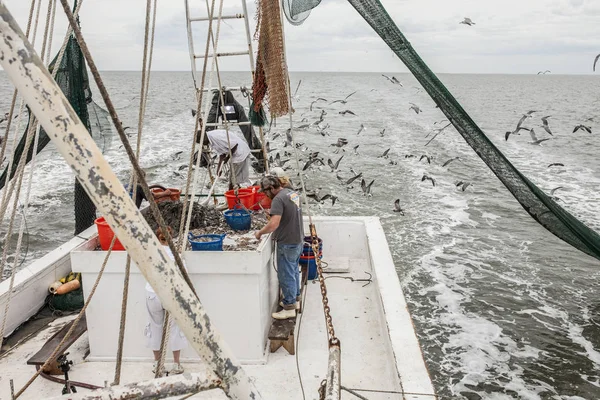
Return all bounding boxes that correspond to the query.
[299,257,318,280]
[223,207,252,231]
[188,233,226,251]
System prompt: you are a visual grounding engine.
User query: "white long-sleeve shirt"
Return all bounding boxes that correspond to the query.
[207,129,251,164]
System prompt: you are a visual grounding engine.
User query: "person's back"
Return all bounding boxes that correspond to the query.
[271,188,304,244]
[206,129,250,163]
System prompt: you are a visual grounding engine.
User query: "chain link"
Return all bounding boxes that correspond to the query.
[310,224,339,345]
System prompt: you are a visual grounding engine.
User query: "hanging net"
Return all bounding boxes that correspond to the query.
[0,34,111,235]
[282,0,322,25]
[344,0,600,262]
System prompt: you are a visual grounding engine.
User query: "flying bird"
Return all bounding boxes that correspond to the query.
[541,115,553,136]
[356,124,365,135]
[455,181,471,191]
[379,148,391,158]
[459,17,475,26]
[505,126,529,141]
[382,74,403,86]
[547,163,564,168]
[345,172,362,185]
[379,128,386,137]
[550,186,564,201]
[327,155,344,172]
[528,128,551,145]
[339,110,357,116]
[409,103,422,114]
[442,157,460,167]
[309,98,328,111]
[330,91,357,105]
[419,155,432,164]
[421,174,436,187]
[331,138,349,148]
[517,110,537,129]
[353,144,360,154]
[393,199,405,215]
[594,53,600,72]
[537,70,551,75]
[573,124,592,134]
[361,179,375,196]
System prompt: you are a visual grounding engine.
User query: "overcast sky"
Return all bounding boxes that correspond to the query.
[3,0,600,74]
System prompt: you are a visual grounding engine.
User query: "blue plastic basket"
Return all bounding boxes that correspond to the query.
[188,233,226,251]
[223,207,252,231]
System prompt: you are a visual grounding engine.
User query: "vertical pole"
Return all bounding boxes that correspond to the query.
[0,5,261,400]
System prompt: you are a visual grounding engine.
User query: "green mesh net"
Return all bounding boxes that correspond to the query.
[282,0,321,25]
[0,33,111,235]
[342,0,600,262]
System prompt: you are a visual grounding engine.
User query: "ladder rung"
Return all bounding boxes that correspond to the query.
[194,50,249,59]
[198,86,252,93]
[204,121,252,127]
[190,14,244,22]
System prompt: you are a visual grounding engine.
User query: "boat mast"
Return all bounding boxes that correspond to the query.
[0,5,261,400]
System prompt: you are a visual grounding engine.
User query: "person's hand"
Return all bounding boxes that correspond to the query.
[254,231,262,240]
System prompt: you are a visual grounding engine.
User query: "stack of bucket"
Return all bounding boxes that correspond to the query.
[300,236,322,280]
[224,186,272,211]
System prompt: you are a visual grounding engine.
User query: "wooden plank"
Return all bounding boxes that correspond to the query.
[27,316,87,366]
[267,317,295,341]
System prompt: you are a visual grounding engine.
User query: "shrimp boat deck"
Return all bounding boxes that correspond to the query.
[0,216,435,399]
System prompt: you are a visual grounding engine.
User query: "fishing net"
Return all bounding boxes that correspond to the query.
[0,33,111,235]
[282,0,322,25]
[252,0,290,119]
[345,0,600,262]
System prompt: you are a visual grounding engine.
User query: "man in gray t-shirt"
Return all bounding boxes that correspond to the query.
[255,176,304,319]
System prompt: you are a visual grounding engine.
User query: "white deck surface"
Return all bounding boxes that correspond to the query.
[0,258,433,399]
[0,217,436,399]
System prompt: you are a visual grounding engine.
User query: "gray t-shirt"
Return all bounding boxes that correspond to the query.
[270,188,304,244]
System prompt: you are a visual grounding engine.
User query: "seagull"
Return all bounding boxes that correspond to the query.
[550,186,564,201]
[310,98,328,111]
[379,128,386,137]
[361,179,375,196]
[339,110,357,116]
[442,157,460,167]
[573,124,592,133]
[330,91,357,105]
[356,124,365,135]
[393,199,405,215]
[353,144,360,154]
[293,80,302,99]
[409,103,422,114]
[517,110,537,129]
[537,70,551,74]
[455,181,471,191]
[327,155,344,172]
[382,74,403,86]
[594,53,600,72]
[331,138,349,148]
[345,172,362,185]
[379,148,391,158]
[547,163,564,168]
[505,126,530,141]
[541,115,553,136]
[419,155,432,164]
[529,128,551,145]
[459,17,475,26]
[421,174,436,187]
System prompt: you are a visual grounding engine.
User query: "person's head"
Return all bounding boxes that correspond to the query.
[270,167,291,188]
[156,226,174,245]
[260,175,282,199]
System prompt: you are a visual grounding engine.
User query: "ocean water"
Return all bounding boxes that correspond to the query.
[1,70,600,399]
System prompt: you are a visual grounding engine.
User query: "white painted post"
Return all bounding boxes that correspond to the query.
[45,372,221,400]
[0,5,261,400]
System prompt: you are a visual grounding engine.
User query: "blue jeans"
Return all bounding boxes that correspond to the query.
[277,243,302,308]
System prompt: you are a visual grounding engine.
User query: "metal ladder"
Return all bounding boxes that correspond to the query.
[184,0,256,130]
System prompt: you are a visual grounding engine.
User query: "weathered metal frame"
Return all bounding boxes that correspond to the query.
[0,4,261,400]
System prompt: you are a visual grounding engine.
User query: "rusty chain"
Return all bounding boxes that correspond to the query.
[309,224,339,346]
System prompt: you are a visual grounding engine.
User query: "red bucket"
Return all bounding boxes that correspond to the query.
[249,185,272,210]
[224,188,254,210]
[167,188,181,201]
[151,187,172,203]
[94,217,125,251]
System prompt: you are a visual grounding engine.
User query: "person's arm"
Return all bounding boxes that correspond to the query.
[255,215,281,239]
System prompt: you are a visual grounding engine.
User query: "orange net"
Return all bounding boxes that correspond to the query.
[252,0,290,118]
